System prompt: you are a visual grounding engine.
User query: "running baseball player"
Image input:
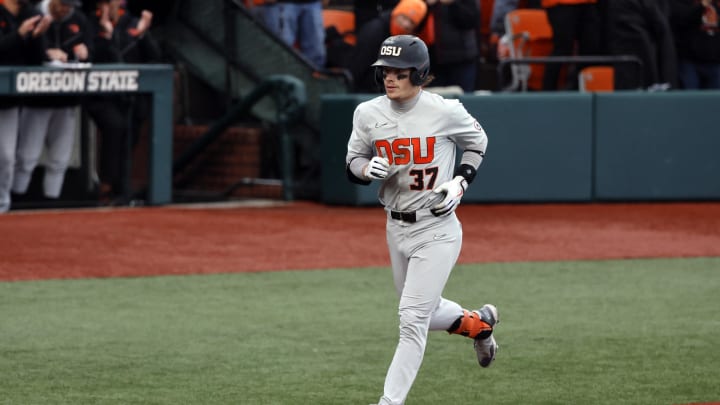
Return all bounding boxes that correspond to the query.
[345,35,498,405]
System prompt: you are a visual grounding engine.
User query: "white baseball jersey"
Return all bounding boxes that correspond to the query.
[346,90,488,211]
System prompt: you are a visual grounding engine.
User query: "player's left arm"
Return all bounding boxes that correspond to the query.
[448,104,489,184]
[431,107,488,216]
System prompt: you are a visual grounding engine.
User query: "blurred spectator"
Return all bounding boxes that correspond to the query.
[486,0,543,63]
[490,0,520,39]
[12,0,90,202]
[354,0,399,31]
[489,0,521,63]
[331,0,428,92]
[0,0,49,212]
[261,0,327,68]
[490,0,542,38]
[91,0,158,65]
[245,0,274,27]
[85,0,161,204]
[670,0,720,89]
[541,0,603,90]
[425,0,481,92]
[606,0,677,90]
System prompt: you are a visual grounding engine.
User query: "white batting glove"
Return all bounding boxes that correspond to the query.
[363,156,390,180]
[430,176,468,217]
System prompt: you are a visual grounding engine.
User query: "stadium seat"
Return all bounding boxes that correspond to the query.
[503,8,554,91]
[323,9,356,46]
[579,66,614,92]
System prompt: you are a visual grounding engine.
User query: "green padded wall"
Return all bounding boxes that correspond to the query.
[594,91,720,200]
[320,92,594,205]
[459,93,593,202]
[320,94,379,205]
[320,91,720,205]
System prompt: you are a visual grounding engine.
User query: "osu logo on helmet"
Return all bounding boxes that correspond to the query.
[379,46,402,56]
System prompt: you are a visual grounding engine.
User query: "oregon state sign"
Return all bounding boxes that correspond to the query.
[15,70,140,93]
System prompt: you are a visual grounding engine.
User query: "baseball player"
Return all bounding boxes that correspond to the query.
[345,35,498,405]
[12,0,91,201]
[0,0,50,212]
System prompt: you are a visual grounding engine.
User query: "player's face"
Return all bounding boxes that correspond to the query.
[382,67,420,102]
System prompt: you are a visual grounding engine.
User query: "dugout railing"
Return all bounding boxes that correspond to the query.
[497,55,645,92]
[0,64,174,207]
[172,75,306,201]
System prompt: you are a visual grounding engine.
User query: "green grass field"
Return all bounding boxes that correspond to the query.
[2,258,719,405]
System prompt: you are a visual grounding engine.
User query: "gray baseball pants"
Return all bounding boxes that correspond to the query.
[0,107,19,213]
[13,106,77,199]
[379,209,465,405]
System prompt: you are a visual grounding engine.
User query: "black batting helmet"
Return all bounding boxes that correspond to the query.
[372,35,430,86]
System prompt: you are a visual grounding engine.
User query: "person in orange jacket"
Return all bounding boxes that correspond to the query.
[541,0,603,90]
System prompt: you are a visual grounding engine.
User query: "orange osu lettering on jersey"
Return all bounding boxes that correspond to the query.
[375,137,435,165]
[392,138,411,164]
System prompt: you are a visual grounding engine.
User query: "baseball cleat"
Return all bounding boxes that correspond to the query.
[473,304,499,368]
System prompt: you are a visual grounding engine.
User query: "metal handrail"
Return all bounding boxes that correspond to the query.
[497,55,645,91]
[172,75,306,200]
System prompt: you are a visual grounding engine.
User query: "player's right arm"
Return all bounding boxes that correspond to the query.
[346,103,389,184]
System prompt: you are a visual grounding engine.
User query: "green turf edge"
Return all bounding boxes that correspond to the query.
[1,257,719,405]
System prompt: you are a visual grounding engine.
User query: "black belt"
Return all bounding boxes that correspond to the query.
[390,210,417,223]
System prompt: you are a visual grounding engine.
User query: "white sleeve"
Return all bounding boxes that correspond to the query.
[346,105,374,179]
[447,103,489,169]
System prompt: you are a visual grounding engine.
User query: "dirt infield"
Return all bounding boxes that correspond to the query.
[1,202,720,281]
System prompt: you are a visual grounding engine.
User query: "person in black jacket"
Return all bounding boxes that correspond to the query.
[605,0,677,90]
[12,0,91,201]
[425,0,481,92]
[670,0,720,89]
[541,0,603,91]
[0,0,49,212]
[353,0,399,31]
[85,0,161,204]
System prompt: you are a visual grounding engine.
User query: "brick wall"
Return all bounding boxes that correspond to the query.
[132,125,282,200]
